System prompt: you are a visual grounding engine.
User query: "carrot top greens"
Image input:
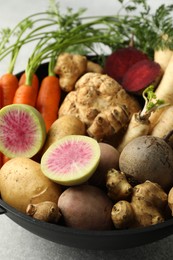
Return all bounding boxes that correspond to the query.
[0,0,173,73]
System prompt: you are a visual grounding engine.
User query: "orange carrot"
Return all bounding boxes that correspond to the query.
[18,72,39,88]
[13,73,39,107]
[2,155,10,165]
[0,73,19,107]
[36,75,61,132]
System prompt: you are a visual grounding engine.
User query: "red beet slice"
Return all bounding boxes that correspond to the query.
[122,59,162,93]
[104,47,149,84]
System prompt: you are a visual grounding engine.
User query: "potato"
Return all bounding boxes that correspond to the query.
[58,184,114,230]
[89,142,120,187]
[41,115,86,154]
[0,157,62,213]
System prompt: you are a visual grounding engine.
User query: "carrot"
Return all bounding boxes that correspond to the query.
[0,73,19,107]
[13,73,39,107]
[36,60,61,132]
[2,155,10,165]
[18,72,39,87]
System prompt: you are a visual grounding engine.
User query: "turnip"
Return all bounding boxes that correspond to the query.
[119,135,173,190]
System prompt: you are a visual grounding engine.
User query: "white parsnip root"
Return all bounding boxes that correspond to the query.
[154,48,173,72]
[149,53,173,131]
[117,85,165,152]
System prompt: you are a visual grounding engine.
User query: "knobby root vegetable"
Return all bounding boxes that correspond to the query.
[87,104,130,141]
[106,169,133,201]
[86,60,103,73]
[111,181,168,229]
[26,201,61,223]
[54,53,87,92]
[59,72,140,141]
[111,200,135,229]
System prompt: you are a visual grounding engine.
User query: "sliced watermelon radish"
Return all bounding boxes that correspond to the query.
[0,104,46,158]
[41,135,101,186]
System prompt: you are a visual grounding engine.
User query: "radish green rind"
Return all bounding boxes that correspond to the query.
[41,135,101,186]
[0,104,46,158]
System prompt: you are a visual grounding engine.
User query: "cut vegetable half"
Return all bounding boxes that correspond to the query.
[41,135,101,186]
[0,104,46,158]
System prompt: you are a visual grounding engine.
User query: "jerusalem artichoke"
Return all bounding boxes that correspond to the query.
[54,53,87,92]
[59,72,140,141]
[106,169,133,201]
[26,201,61,223]
[111,181,168,229]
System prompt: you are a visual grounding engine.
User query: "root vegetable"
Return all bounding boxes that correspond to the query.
[59,72,140,141]
[117,85,166,152]
[41,115,86,154]
[58,184,114,230]
[86,60,103,73]
[89,143,120,188]
[0,157,62,213]
[149,53,173,131]
[87,104,130,141]
[133,181,168,211]
[151,106,173,147]
[106,169,133,201]
[119,135,173,190]
[36,57,61,132]
[168,187,173,216]
[26,201,61,223]
[111,200,135,229]
[154,48,173,72]
[54,53,87,92]
[111,181,167,229]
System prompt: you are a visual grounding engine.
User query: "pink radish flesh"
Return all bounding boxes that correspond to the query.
[46,140,93,175]
[0,110,37,153]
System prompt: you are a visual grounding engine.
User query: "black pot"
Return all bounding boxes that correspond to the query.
[0,61,173,250]
[1,198,173,250]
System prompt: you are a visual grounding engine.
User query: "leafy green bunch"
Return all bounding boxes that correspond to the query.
[0,0,173,74]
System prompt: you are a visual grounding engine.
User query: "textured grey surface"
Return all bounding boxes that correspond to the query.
[0,1,173,259]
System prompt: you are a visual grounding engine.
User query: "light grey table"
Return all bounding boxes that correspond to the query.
[0,1,173,259]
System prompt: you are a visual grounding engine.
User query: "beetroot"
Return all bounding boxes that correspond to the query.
[122,59,162,94]
[104,47,149,84]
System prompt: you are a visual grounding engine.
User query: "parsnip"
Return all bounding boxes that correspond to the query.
[117,86,165,152]
[151,106,173,146]
[154,48,173,72]
[149,53,173,131]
